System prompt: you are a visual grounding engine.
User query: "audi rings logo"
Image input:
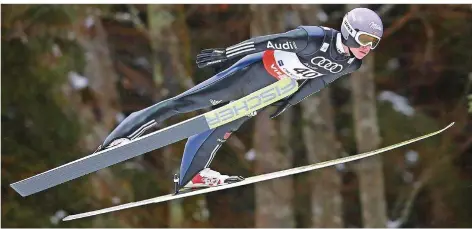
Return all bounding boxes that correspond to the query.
[310,57,343,73]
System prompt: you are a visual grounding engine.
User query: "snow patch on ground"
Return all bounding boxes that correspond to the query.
[112,196,121,204]
[386,58,400,70]
[387,219,402,228]
[115,12,131,21]
[68,71,88,90]
[52,44,62,57]
[405,150,419,165]
[84,15,94,28]
[115,112,126,123]
[335,162,346,172]
[50,210,67,225]
[245,149,256,161]
[403,171,414,183]
[134,57,150,68]
[317,11,329,22]
[378,91,415,117]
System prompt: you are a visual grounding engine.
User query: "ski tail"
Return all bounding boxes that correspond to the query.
[62,122,454,222]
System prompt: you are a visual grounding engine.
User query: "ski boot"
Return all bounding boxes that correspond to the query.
[174,168,244,194]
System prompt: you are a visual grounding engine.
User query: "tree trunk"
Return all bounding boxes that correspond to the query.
[73,12,121,149]
[346,5,388,224]
[65,10,131,227]
[301,87,344,227]
[147,4,195,227]
[291,4,344,227]
[251,4,294,228]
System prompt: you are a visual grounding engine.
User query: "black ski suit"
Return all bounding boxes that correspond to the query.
[100,26,363,189]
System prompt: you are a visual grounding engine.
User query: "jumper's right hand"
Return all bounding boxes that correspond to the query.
[93,138,131,154]
[92,112,154,154]
[196,48,227,68]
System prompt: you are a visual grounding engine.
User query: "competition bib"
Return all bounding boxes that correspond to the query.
[263,50,324,80]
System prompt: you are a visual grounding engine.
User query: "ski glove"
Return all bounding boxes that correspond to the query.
[196,48,228,68]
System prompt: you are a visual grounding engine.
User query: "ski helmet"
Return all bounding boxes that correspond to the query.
[340,8,383,49]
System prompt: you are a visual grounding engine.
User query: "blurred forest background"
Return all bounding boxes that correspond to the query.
[2,4,472,228]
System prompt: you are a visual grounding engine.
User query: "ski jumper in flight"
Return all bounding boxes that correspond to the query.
[95,8,384,192]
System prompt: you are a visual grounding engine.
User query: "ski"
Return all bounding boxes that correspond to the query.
[62,122,454,221]
[10,77,299,197]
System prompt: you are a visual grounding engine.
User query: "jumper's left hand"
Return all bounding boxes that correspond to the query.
[270,101,291,119]
[196,48,227,68]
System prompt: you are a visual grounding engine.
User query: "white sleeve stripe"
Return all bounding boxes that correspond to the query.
[130,123,155,140]
[226,48,256,58]
[226,44,255,55]
[226,41,254,51]
[128,120,156,139]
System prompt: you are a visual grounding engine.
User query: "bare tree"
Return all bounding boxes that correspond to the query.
[61,9,132,227]
[146,4,195,227]
[346,4,388,227]
[301,88,344,227]
[286,5,345,227]
[250,4,295,227]
[351,41,388,228]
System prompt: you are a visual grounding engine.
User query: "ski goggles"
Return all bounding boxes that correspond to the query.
[342,17,382,49]
[355,32,381,49]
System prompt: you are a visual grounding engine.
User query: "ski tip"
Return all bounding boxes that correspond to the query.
[445,122,455,129]
[62,215,74,221]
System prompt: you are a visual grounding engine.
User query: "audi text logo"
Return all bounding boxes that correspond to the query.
[310,57,343,73]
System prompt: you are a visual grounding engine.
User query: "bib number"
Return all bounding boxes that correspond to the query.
[292,68,323,78]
